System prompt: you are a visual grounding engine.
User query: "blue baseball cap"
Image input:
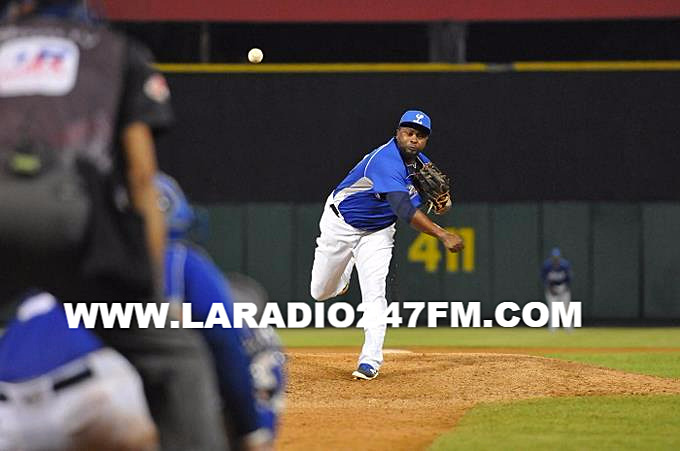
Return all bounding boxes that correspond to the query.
[551,247,562,257]
[399,110,431,134]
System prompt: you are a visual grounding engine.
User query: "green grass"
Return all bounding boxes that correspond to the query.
[278,327,680,349]
[546,352,680,379]
[429,395,680,450]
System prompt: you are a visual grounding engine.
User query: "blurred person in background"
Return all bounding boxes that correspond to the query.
[0,1,228,448]
[541,247,573,332]
[157,172,286,451]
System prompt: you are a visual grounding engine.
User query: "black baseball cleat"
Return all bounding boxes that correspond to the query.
[352,363,378,380]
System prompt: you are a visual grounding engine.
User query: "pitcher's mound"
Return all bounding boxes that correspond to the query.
[277,350,680,450]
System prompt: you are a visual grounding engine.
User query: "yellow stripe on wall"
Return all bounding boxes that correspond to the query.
[154,61,680,74]
[155,63,489,73]
[514,60,680,71]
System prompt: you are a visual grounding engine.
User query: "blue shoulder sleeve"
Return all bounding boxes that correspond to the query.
[563,260,573,282]
[386,191,417,223]
[540,261,550,282]
[165,242,188,303]
[365,147,409,193]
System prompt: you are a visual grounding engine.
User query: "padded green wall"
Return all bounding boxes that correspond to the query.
[245,204,294,304]
[591,204,640,318]
[3,202,678,324]
[643,204,680,318]
[491,204,542,312]
[199,202,680,320]
[441,204,492,316]
[205,205,245,273]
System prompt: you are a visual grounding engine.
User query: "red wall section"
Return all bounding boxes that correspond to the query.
[103,0,680,22]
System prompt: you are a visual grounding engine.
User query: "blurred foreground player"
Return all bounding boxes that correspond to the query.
[0,2,228,449]
[157,173,286,450]
[541,247,573,331]
[0,292,157,450]
[227,273,287,446]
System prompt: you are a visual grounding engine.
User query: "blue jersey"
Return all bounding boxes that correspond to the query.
[334,138,429,231]
[0,293,102,382]
[165,240,260,437]
[541,258,572,287]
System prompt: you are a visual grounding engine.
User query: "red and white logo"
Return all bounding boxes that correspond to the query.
[143,73,170,103]
[0,36,79,97]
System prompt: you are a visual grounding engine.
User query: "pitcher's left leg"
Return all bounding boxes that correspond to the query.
[354,226,395,372]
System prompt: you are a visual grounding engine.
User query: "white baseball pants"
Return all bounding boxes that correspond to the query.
[546,286,572,331]
[0,348,157,450]
[311,194,395,370]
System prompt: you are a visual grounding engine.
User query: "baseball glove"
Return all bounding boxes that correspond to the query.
[412,162,452,215]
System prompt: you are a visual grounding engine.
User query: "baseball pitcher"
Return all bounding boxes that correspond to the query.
[310,110,463,380]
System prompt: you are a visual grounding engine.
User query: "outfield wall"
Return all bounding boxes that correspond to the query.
[202,202,680,321]
[157,68,680,203]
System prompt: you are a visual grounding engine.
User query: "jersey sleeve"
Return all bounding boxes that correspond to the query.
[540,261,550,283]
[184,248,260,437]
[118,39,173,131]
[365,151,409,193]
[564,260,573,283]
[386,191,417,223]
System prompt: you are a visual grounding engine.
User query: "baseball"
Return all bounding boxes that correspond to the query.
[248,48,263,64]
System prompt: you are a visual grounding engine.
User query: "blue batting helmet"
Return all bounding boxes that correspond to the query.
[155,172,195,240]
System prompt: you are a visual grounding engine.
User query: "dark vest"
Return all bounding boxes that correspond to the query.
[0,16,125,175]
[0,17,153,301]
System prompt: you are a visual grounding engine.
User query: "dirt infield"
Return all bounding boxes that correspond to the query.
[277,349,680,450]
